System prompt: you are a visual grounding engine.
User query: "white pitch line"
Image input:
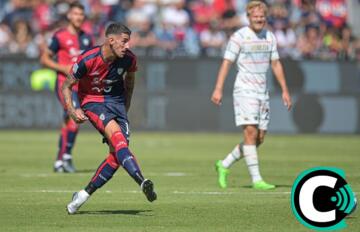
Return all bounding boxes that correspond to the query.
[19,173,91,177]
[172,191,291,195]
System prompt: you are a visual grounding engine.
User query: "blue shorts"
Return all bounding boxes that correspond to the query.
[83,102,130,142]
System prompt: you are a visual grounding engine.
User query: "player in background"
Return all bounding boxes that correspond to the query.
[63,23,157,214]
[211,1,292,190]
[40,2,93,173]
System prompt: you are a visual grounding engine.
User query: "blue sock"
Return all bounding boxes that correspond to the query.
[65,130,78,154]
[116,148,144,185]
[89,153,119,191]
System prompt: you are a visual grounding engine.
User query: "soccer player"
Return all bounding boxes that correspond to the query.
[64,23,157,214]
[211,1,292,190]
[40,2,93,173]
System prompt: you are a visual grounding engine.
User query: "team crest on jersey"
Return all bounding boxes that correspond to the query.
[100,113,105,121]
[117,68,123,75]
[83,38,90,46]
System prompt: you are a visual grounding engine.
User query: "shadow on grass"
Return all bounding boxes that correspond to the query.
[77,209,153,216]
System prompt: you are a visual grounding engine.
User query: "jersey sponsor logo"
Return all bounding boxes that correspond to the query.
[66,39,73,45]
[243,44,271,53]
[90,78,119,93]
[91,86,113,93]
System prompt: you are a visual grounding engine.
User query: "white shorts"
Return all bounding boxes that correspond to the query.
[233,95,270,130]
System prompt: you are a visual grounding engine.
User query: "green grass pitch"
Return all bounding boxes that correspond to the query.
[0,131,359,232]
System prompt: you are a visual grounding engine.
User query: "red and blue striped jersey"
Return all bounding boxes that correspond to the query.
[71,46,138,106]
[49,28,93,84]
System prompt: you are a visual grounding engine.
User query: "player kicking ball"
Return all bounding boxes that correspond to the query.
[211,1,292,190]
[63,23,157,214]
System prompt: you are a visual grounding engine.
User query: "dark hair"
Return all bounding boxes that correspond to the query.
[105,23,131,37]
[69,2,85,11]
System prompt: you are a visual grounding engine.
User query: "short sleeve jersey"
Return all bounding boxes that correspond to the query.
[48,28,93,81]
[224,26,279,98]
[70,46,138,107]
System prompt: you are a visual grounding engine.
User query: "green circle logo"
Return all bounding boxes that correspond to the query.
[291,167,356,231]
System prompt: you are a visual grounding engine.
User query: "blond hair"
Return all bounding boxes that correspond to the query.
[246,1,268,16]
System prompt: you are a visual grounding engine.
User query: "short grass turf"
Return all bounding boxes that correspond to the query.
[0,130,359,232]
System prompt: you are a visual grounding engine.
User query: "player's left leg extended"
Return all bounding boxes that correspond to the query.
[104,120,157,202]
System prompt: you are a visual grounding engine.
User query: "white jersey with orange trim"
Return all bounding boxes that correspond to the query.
[224,26,279,100]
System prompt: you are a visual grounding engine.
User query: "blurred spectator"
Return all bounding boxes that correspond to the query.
[161,0,190,29]
[219,3,241,38]
[213,0,234,17]
[0,21,12,54]
[153,22,177,57]
[108,0,131,23]
[3,0,33,30]
[172,23,200,57]
[190,0,218,33]
[273,20,297,58]
[296,24,322,59]
[131,19,158,56]
[268,3,289,30]
[8,19,39,57]
[0,0,357,60]
[290,0,321,32]
[268,2,298,57]
[127,0,157,31]
[160,0,200,56]
[32,0,53,32]
[316,0,347,29]
[199,20,226,57]
[338,24,357,61]
[322,25,342,60]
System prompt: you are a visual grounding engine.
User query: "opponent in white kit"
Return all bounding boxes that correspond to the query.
[211,1,292,190]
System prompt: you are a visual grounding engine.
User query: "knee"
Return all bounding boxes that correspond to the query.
[110,131,128,151]
[244,126,258,144]
[67,119,80,132]
[106,153,120,169]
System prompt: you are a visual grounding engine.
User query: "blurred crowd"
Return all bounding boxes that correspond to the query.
[0,0,359,61]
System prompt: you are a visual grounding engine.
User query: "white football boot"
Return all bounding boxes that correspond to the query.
[66,190,90,214]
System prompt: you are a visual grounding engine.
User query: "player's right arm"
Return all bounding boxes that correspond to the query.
[39,35,71,75]
[211,59,233,106]
[211,33,240,106]
[62,74,88,123]
[62,58,89,123]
